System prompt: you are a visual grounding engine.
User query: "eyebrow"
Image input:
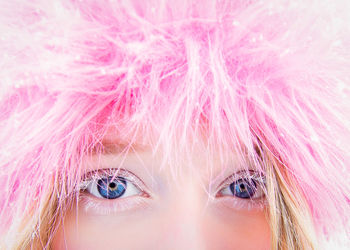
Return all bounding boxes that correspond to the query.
[91,141,146,155]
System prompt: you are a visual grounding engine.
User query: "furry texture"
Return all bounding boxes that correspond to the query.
[0,0,350,248]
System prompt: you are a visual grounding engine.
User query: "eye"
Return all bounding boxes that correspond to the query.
[218,172,265,200]
[81,169,143,200]
[78,169,151,214]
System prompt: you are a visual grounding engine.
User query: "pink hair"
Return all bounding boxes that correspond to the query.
[0,0,349,248]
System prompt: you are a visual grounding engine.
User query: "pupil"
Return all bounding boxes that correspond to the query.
[109,182,116,189]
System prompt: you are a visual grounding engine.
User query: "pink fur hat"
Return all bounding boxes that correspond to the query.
[0,0,349,248]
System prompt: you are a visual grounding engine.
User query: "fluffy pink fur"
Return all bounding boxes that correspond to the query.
[0,0,349,248]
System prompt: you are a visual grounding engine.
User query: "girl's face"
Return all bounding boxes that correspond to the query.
[52,143,270,250]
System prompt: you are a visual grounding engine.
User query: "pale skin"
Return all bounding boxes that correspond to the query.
[52,144,271,250]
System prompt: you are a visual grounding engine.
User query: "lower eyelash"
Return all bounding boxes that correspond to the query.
[79,193,151,215]
[216,196,267,212]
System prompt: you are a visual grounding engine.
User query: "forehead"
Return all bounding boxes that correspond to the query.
[87,137,259,183]
[86,123,265,183]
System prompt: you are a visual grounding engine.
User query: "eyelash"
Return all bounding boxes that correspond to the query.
[216,171,267,211]
[79,169,150,215]
[79,169,267,214]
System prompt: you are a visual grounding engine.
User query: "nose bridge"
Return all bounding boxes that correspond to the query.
[159,177,206,250]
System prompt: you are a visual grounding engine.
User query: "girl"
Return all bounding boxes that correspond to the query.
[0,0,349,249]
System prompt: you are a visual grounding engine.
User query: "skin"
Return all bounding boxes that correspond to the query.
[52,145,271,250]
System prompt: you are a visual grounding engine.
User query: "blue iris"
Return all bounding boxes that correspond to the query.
[97,176,127,199]
[230,178,257,199]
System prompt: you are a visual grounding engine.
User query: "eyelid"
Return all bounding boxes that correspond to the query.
[216,170,266,197]
[79,168,149,197]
